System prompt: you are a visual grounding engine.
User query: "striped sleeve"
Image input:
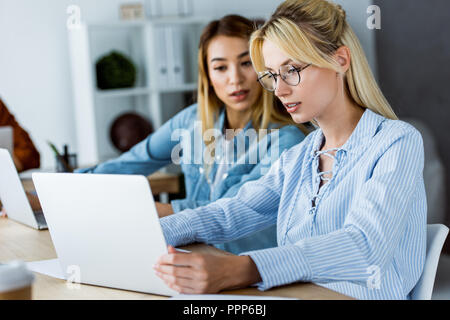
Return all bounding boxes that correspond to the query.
[242,128,425,291]
[160,154,286,246]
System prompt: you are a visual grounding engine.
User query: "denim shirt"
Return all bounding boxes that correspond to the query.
[160,109,427,299]
[77,103,306,254]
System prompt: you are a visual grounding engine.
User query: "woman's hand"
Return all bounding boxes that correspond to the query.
[155,202,174,218]
[154,246,261,294]
[1,208,7,218]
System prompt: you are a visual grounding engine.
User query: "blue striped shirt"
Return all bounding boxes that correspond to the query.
[160,109,427,300]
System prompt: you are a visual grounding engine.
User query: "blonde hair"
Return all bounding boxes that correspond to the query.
[197,15,308,148]
[250,0,398,121]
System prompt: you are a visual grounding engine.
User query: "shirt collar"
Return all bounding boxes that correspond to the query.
[310,108,386,157]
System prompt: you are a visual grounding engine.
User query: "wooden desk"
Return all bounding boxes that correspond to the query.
[0,219,352,300]
[21,172,180,196]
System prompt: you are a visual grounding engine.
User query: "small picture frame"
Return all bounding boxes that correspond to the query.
[120,3,145,21]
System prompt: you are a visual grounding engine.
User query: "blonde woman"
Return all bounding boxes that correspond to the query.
[78,15,306,254]
[155,0,426,300]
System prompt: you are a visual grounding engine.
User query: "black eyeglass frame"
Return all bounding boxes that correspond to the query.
[257,63,312,92]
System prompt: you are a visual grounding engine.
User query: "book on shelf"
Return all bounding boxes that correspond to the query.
[165,25,185,86]
[154,25,170,85]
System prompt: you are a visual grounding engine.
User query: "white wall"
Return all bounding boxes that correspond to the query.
[0,0,374,169]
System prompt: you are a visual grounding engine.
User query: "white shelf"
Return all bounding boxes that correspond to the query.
[87,17,210,28]
[95,87,150,98]
[150,82,197,93]
[69,18,205,165]
[95,83,197,98]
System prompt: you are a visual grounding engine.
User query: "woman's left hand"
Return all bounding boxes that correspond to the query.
[154,246,261,294]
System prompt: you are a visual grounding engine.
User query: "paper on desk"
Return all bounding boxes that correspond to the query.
[170,294,299,300]
[26,259,66,280]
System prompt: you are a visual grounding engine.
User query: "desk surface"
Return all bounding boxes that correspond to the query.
[0,218,352,300]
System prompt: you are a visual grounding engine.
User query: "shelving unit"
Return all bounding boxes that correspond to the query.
[68,17,208,166]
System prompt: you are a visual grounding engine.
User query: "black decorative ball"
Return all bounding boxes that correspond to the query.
[110,113,153,153]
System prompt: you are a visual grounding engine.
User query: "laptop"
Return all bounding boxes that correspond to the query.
[0,127,13,154]
[0,148,47,229]
[31,172,177,297]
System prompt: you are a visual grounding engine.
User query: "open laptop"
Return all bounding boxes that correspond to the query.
[0,127,13,154]
[0,148,47,229]
[31,172,177,296]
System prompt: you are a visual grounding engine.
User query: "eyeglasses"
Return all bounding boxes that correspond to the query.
[257,63,312,92]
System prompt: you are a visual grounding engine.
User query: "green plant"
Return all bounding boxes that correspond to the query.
[96,51,137,89]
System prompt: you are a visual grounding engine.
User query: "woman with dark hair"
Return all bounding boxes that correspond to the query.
[78,15,306,254]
